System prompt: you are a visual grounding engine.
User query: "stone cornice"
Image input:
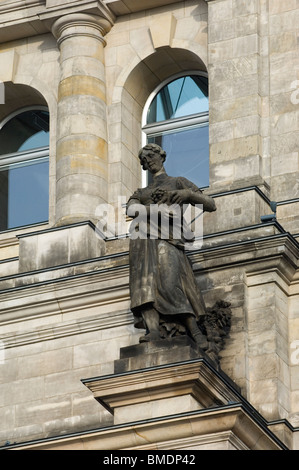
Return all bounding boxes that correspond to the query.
[103,0,183,16]
[0,224,298,297]
[0,0,115,43]
[0,265,131,349]
[40,0,115,33]
[1,403,287,450]
[83,359,240,413]
[0,0,44,14]
[0,264,129,323]
[1,309,133,349]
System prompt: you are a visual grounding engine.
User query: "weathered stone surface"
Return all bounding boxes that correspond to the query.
[114,336,210,373]
[18,222,105,272]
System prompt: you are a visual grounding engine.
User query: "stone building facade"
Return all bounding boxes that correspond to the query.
[0,0,298,450]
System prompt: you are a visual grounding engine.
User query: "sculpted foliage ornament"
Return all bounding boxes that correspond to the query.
[158,300,232,364]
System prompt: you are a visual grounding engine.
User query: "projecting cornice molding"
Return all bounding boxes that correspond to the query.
[1,309,133,350]
[102,0,183,15]
[0,0,115,43]
[41,0,115,34]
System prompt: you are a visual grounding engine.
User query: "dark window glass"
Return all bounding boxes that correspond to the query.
[148,125,209,189]
[147,75,208,124]
[0,110,49,155]
[145,74,209,188]
[0,159,49,230]
[0,109,49,231]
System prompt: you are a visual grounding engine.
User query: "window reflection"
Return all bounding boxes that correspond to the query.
[0,110,49,155]
[148,125,209,189]
[144,74,209,188]
[0,159,49,230]
[0,108,49,231]
[147,75,208,124]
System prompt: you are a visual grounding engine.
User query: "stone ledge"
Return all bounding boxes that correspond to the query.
[82,354,242,420]
[78,344,289,449]
[17,220,106,272]
[0,405,288,450]
[114,335,226,374]
[0,222,296,307]
[277,200,299,234]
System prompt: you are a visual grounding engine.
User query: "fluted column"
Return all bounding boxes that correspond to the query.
[52,13,111,226]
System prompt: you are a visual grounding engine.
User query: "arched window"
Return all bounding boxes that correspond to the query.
[0,107,49,231]
[142,72,209,188]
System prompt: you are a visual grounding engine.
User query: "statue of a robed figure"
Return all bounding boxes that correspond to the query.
[127,144,231,361]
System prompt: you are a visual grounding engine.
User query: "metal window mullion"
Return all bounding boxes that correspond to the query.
[160,86,174,120]
[0,147,49,168]
[143,114,209,136]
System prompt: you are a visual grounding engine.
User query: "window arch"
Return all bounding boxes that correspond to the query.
[142,72,209,188]
[0,107,49,231]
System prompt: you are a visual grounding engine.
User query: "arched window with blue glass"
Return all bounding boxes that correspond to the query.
[0,107,49,231]
[142,72,209,188]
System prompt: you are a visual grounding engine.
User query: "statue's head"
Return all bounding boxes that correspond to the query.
[138,144,166,163]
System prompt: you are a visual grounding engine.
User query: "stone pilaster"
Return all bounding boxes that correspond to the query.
[52,13,112,226]
[205,0,266,193]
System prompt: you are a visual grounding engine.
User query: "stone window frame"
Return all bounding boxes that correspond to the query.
[141,70,209,187]
[0,105,50,232]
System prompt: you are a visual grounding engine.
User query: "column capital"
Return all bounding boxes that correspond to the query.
[51,13,112,46]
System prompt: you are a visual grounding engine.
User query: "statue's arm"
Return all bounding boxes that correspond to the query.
[155,177,216,213]
[159,189,216,212]
[188,190,216,212]
[126,197,151,218]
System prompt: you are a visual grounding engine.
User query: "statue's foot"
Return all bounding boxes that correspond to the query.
[139,332,161,343]
[193,332,208,351]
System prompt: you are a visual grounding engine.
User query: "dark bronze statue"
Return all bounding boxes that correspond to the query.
[127,143,229,358]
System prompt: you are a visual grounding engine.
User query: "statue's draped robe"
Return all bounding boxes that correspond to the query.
[128,173,206,329]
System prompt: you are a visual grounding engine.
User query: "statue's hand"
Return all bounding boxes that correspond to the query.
[159,189,192,205]
[151,188,166,203]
